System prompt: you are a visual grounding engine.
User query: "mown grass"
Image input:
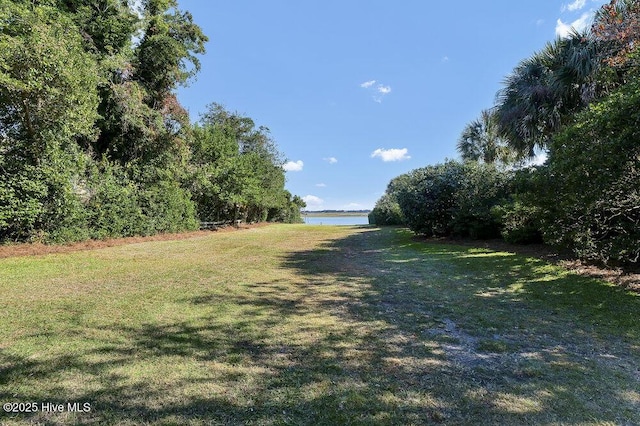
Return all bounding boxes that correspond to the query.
[0,225,638,425]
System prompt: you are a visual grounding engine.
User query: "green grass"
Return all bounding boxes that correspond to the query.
[0,225,638,425]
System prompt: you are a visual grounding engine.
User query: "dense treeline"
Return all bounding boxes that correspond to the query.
[0,0,304,243]
[371,0,639,266]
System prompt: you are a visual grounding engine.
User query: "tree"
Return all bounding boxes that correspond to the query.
[0,2,100,162]
[134,0,207,108]
[394,162,464,236]
[58,0,138,57]
[457,109,516,164]
[539,70,640,265]
[368,194,404,226]
[495,32,597,157]
[592,0,640,68]
[188,104,289,223]
[384,161,511,238]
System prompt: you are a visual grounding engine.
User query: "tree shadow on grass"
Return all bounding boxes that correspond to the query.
[276,226,640,424]
[1,226,638,425]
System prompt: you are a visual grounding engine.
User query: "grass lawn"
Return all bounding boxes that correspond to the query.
[0,225,638,425]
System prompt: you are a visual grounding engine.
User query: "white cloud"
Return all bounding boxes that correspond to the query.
[556,12,592,37]
[302,195,324,208]
[283,160,304,172]
[361,79,392,102]
[562,0,587,12]
[315,183,327,187]
[323,157,338,164]
[441,56,450,63]
[371,148,411,162]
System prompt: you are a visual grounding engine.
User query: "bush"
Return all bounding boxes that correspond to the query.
[369,194,404,226]
[0,165,48,241]
[492,201,543,244]
[139,179,199,234]
[451,162,510,239]
[0,146,92,244]
[391,161,510,238]
[491,167,544,244]
[85,161,147,239]
[541,78,640,265]
[394,161,463,236]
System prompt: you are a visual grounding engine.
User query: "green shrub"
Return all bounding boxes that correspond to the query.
[450,162,510,239]
[369,194,404,226]
[85,162,147,239]
[0,165,48,241]
[492,201,543,244]
[139,179,199,234]
[391,161,510,239]
[541,78,640,265]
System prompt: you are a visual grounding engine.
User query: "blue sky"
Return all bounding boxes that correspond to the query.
[176,0,608,210]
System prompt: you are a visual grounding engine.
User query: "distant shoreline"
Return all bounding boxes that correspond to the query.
[302,210,370,217]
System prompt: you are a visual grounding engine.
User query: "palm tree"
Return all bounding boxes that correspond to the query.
[457,109,516,165]
[494,31,598,157]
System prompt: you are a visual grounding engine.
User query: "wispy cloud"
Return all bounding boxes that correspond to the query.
[562,0,587,12]
[315,183,327,187]
[323,157,338,164]
[371,148,411,162]
[361,80,392,103]
[441,56,450,63]
[302,195,324,208]
[556,12,591,37]
[283,160,304,172]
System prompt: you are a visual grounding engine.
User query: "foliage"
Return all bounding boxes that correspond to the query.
[187,104,291,224]
[592,0,640,68]
[0,1,100,161]
[457,109,517,165]
[84,160,147,239]
[268,192,306,223]
[491,168,544,244]
[0,163,47,241]
[540,75,640,265]
[59,0,138,57]
[368,193,404,226]
[394,162,462,236]
[389,161,510,238]
[494,32,596,158]
[451,162,511,239]
[134,0,207,107]
[139,177,199,234]
[0,145,90,243]
[0,1,300,245]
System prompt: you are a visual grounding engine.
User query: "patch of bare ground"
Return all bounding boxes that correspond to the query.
[422,236,640,293]
[0,222,271,259]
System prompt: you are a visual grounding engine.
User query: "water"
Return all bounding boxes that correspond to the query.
[302,215,370,226]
